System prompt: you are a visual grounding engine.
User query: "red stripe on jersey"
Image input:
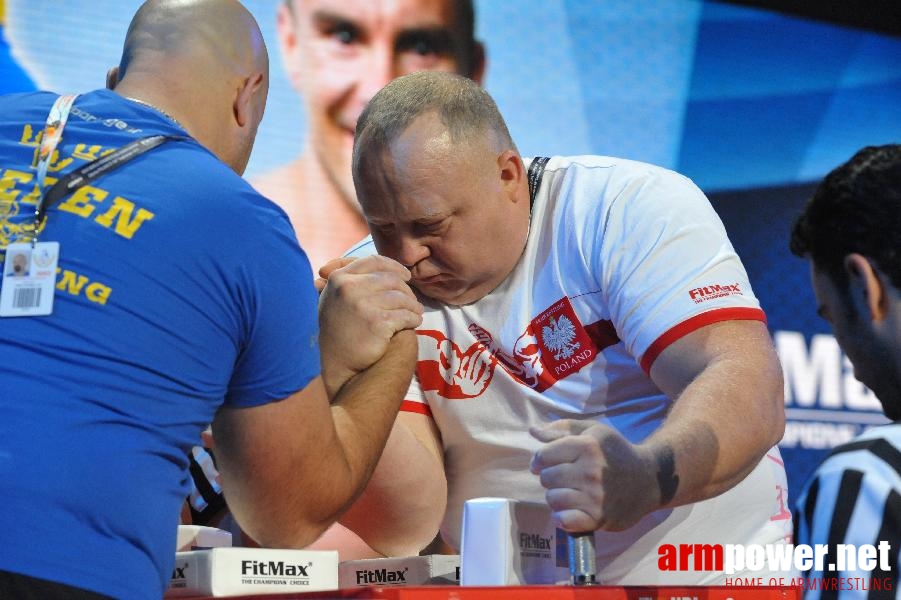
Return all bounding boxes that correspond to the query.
[639,307,767,374]
[400,400,432,417]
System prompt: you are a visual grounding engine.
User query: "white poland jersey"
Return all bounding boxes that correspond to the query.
[350,155,791,584]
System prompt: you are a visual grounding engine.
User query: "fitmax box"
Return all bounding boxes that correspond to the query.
[339,554,460,588]
[176,525,232,552]
[459,497,568,585]
[166,547,338,597]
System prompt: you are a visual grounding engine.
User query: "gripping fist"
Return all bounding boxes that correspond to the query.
[529,420,664,532]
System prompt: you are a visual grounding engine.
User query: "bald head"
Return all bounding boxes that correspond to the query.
[119,0,267,82]
[111,0,270,173]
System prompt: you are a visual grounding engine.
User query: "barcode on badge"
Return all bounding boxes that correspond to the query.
[14,286,42,309]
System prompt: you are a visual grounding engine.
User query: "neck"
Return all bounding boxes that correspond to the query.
[124,96,186,131]
[113,84,192,134]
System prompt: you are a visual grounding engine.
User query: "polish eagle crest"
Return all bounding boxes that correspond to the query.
[541,315,581,360]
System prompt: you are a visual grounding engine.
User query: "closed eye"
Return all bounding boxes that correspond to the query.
[414,219,448,236]
[369,222,395,237]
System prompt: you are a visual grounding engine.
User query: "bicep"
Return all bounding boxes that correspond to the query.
[648,319,783,404]
[333,409,446,555]
[397,410,443,465]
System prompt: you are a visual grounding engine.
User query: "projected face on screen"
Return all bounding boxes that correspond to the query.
[275,0,483,210]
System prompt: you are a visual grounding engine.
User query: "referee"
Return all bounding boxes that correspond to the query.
[790,144,901,598]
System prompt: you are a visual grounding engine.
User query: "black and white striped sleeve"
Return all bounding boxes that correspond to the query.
[793,430,901,599]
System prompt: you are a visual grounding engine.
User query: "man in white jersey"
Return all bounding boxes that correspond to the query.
[327,71,790,583]
[790,144,901,597]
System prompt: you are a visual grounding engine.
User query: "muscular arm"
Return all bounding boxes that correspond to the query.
[336,411,447,556]
[644,319,784,506]
[211,330,418,548]
[210,256,423,548]
[531,319,784,532]
[300,256,447,555]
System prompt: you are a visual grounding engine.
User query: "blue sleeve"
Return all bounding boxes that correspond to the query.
[224,208,321,408]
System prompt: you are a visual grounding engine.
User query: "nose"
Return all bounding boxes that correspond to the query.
[393,235,429,271]
[355,45,396,110]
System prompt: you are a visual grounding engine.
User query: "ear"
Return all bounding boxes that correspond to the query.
[234,72,265,128]
[106,66,120,90]
[497,149,524,202]
[845,253,887,322]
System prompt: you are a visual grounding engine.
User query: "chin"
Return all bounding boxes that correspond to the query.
[414,283,462,306]
[877,389,901,422]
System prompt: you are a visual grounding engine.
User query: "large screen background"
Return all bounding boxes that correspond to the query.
[3,0,901,501]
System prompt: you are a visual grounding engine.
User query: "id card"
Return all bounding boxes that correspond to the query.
[0,242,60,317]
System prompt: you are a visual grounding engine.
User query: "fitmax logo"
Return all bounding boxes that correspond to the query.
[520,533,552,550]
[356,567,409,585]
[241,560,311,577]
[688,284,741,303]
[171,563,189,580]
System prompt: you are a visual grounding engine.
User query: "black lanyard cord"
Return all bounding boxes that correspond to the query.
[34,134,185,228]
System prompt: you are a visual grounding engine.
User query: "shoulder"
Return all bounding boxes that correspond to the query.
[539,155,701,209]
[542,155,691,184]
[823,425,901,467]
[809,425,901,486]
[533,155,707,230]
[0,91,58,130]
[0,90,56,109]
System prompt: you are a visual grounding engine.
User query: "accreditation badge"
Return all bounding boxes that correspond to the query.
[0,242,60,317]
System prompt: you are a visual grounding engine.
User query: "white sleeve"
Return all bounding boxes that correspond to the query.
[594,165,764,372]
[344,235,377,258]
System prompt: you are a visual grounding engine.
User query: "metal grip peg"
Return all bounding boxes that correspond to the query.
[567,531,598,585]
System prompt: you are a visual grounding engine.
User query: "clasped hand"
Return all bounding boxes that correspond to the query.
[317,256,423,394]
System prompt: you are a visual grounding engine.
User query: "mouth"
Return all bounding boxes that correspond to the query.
[414,274,445,284]
[413,271,455,288]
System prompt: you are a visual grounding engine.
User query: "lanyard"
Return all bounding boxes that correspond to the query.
[527,156,550,213]
[30,94,184,245]
[35,94,78,201]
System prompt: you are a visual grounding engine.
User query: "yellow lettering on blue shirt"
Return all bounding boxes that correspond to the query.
[0,169,33,205]
[3,138,158,239]
[72,144,103,161]
[18,124,40,146]
[56,269,89,295]
[93,197,155,239]
[58,185,107,218]
[45,150,74,173]
[56,267,112,305]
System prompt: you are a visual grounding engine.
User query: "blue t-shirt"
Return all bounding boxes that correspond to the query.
[0,90,320,599]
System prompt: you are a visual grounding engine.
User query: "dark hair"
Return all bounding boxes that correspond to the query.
[790,144,901,290]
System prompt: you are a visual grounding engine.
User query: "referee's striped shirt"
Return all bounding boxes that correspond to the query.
[793,424,901,599]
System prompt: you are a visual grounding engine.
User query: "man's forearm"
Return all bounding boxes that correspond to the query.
[645,345,784,508]
[212,330,417,549]
[326,330,419,516]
